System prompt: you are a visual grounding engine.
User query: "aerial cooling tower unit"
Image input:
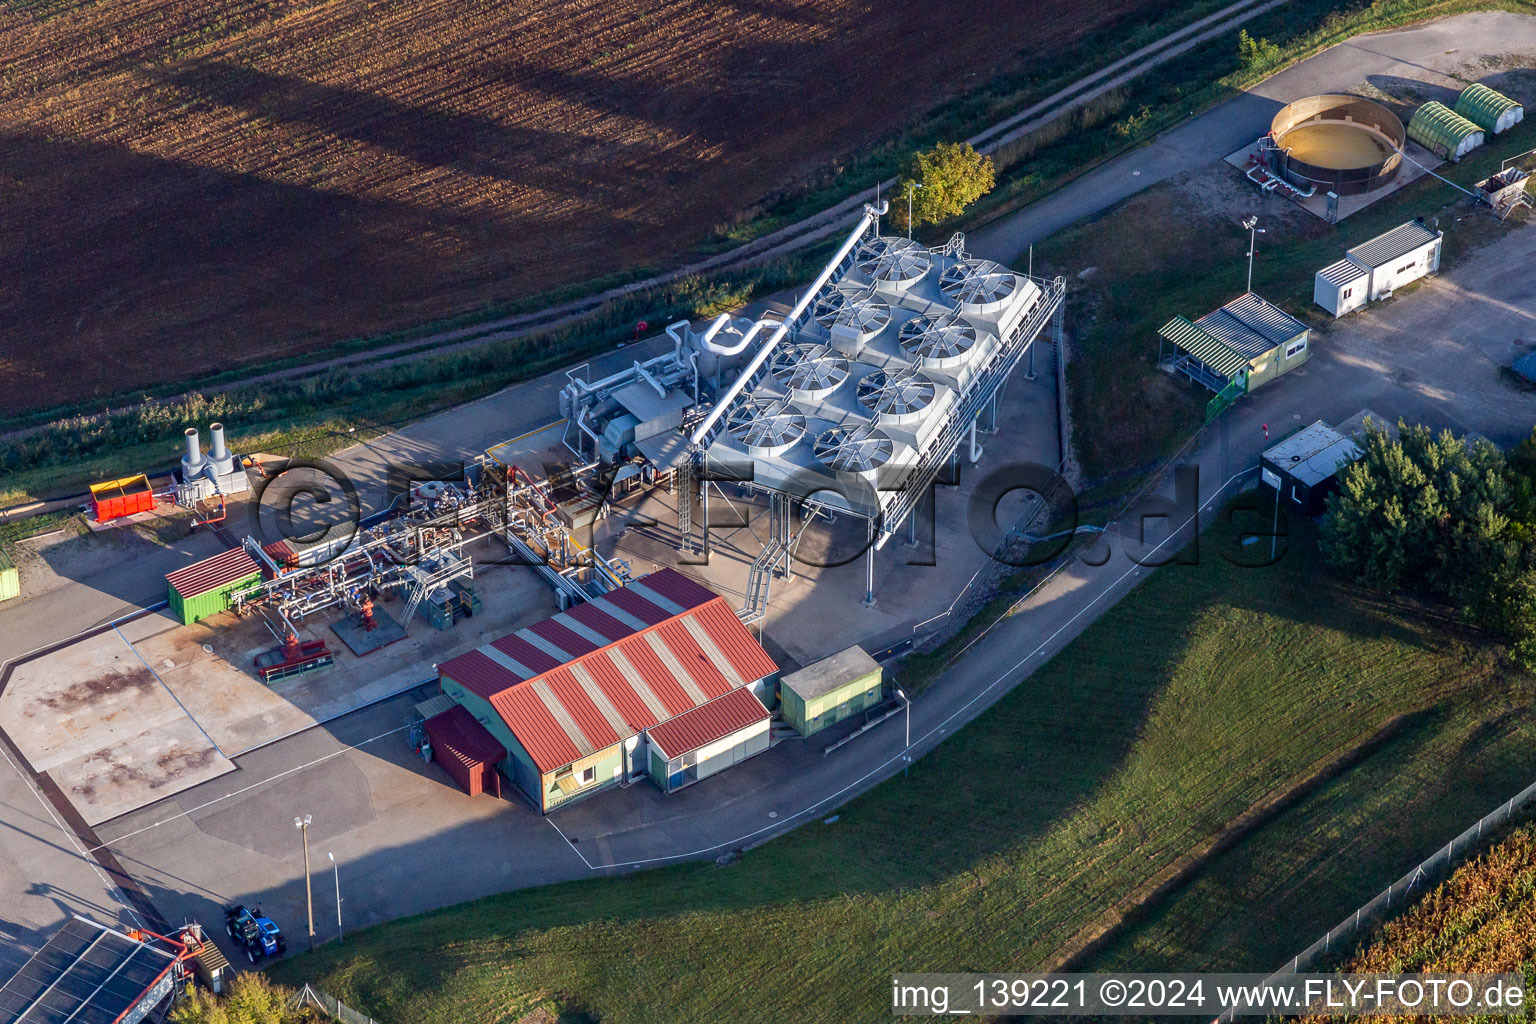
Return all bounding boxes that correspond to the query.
[899,314,979,371]
[1408,101,1485,162]
[771,344,850,402]
[1455,83,1524,135]
[815,287,891,356]
[1269,94,1405,195]
[939,258,1019,316]
[856,236,932,294]
[727,398,807,457]
[857,367,941,427]
[814,424,896,485]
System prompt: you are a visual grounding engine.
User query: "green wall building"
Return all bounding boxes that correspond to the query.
[780,645,884,737]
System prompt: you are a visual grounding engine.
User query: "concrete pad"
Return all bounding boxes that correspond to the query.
[331,607,407,656]
[51,716,234,826]
[1220,139,1442,222]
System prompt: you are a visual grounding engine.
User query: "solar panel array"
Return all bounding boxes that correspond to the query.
[0,918,175,1024]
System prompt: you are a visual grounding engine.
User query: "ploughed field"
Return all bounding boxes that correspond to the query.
[0,0,1161,414]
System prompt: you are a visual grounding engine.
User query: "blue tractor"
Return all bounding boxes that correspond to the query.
[224,904,286,963]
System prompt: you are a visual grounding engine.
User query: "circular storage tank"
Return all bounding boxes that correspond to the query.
[1269,94,1404,196]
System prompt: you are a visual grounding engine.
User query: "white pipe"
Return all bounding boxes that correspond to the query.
[697,313,731,349]
[691,202,885,446]
[701,317,774,357]
[969,418,983,463]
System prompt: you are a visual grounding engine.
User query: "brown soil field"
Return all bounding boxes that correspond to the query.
[0,0,1166,414]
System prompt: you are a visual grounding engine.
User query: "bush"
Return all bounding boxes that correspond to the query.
[169,974,317,1024]
[1237,29,1282,72]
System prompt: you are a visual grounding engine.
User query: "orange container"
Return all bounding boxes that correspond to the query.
[90,474,155,522]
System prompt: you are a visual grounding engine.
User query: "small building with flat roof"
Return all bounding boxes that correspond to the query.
[1260,421,1363,517]
[779,645,884,737]
[1159,293,1309,395]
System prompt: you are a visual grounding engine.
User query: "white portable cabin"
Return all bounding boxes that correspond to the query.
[1346,220,1442,301]
[1314,219,1444,318]
[1313,259,1369,318]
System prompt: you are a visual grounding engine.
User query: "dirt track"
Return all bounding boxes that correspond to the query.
[0,0,1169,413]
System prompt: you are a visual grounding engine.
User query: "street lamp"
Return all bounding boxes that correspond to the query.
[328,851,342,943]
[905,182,923,241]
[895,686,911,776]
[294,815,314,951]
[1242,215,1266,294]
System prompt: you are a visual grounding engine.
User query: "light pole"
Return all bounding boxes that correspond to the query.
[1242,215,1266,293]
[328,851,342,943]
[294,815,314,951]
[905,182,923,241]
[895,686,911,776]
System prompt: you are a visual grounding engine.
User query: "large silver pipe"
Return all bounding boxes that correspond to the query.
[209,422,230,461]
[690,202,885,446]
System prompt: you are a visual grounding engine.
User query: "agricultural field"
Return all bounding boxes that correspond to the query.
[0,0,1190,414]
[1341,820,1536,977]
[270,511,1536,1023]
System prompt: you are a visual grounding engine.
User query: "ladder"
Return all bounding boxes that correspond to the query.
[676,453,695,553]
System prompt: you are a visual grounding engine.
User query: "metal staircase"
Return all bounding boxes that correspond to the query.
[738,491,793,624]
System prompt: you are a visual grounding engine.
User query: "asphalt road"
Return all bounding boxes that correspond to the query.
[1,8,1534,970]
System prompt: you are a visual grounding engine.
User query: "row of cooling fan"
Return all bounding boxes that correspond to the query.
[848,236,1021,309]
[724,396,900,474]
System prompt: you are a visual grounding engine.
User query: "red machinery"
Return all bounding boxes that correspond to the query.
[255,629,335,682]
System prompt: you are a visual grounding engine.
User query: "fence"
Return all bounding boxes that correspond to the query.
[293,983,384,1024]
[1214,775,1536,1021]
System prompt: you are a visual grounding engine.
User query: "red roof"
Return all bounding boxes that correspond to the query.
[166,547,262,597]
[648,687,770,759]
[424,704,505,767]
[438,569,778,773]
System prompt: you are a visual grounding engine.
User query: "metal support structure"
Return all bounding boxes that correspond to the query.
[295,815,314,952]
[863,521,877,607]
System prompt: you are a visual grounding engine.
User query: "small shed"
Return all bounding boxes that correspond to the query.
[423,704,504,798]
[1313,259,1369,318]
[779,645,884,737]
[89,474,155,523]
[1455,83,1524,135]
[165,547,263,625]
[1344,220,1442,301]
[646,686,771,793]
[1159,293,1309,395]
[1407,102,1485,161]
[1513,350,1536,384]
[0,547,17,604]
[1261,421,1363,517]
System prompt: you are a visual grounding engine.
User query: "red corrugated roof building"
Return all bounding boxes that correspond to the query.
[438,569,779,810]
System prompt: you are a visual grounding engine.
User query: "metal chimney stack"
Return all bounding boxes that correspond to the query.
[208,422,235,476]
[181,428,205,479]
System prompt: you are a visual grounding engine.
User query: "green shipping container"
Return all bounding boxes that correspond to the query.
[0,546,18,603]
[780,645,884,737]
[165,547,264,625]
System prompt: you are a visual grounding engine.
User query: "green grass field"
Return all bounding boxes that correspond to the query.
[268,507,1533,1022]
